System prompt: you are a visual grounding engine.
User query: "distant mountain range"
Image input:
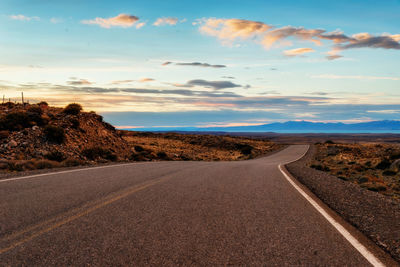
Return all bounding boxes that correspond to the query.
[126,120,400,133]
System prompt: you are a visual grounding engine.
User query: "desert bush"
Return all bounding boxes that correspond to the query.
[358,177,369,183]
[367,185,387,192]
[70,118,80,129]
[82,146,117,161]
[45,151,66,162]
[157,151,168,159]
[63,103,82,115]
[0,112,30,130]
[62,158,84,167]
[38,101,48,106]
[27,105,43,115]
[325,140,335,144]
[134,145,144,152]
[383,170,397,176]
[44,125,65,143]
[389,151,400,160]
[376,159,391,170]
[34,160,60,169]
[0,130,9,139]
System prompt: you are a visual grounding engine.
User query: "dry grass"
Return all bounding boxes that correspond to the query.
[311,142,400,199]
[123,132,283,161]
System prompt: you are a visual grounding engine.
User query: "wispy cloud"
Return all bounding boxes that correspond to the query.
[111,80,134,85]
[67,79,93,85]
[138,78,155,82]
[283,47,315,57]
[50,17,63,24]
[153,17,179,26]
[162,61,226,68]
[81,14,139,28]
[9,14,40,21]
[312,74,400,81]
[175,79,242,90]
[135,22,146,29]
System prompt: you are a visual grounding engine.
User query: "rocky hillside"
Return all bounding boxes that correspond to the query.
[0,102,131,172]
[0,102,281,173]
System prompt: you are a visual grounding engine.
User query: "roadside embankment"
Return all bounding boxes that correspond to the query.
[286,145,400,262]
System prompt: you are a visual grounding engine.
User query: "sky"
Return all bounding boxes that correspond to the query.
[1,0,400,129]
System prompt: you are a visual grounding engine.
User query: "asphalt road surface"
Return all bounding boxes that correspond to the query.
[0,145,390,266]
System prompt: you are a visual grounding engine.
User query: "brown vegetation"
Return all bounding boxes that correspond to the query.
[0,103,282,173]
[121,131,282,161]
[310,142,400,199]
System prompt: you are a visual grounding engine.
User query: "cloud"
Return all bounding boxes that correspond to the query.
[111,80,135,85]
[9,14,39,21]
[311,74,400,81]
[197,18,400,58]
[283,47,315,57]
[222,76,235,79]
[182,79,242,90]
[339,33,400,50]
[199,18,271,41]
[135,22,146,29]
[50,17,63,24]
[163,61,226,68]
[138,78,155,82]
[262,27,324,48]
[81,14,139,28]
[153,17,179,26]
[67,79,93,85]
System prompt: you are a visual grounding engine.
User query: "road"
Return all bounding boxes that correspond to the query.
[0,145,389,266]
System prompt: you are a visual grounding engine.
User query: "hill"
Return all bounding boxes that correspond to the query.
[0,102,281,173]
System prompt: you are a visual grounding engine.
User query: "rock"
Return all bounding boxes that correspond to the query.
[390,159,400,172]
[8,140,17,147]
[32,126,39,131]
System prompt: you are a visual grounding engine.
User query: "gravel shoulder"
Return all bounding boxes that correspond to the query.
[286,145,400,263]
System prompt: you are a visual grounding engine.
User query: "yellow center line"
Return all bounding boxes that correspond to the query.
[0,176,170,255]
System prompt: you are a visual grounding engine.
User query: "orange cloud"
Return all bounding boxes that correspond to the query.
[199,18,271,41]
[283,47,315,57]
[138,78,155,82]
[82,14,139,28]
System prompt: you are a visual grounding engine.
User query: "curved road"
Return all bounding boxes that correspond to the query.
[0,145,389,266]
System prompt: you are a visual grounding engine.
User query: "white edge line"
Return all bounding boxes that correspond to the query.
[0,162,152,183]
[278,145,384,267]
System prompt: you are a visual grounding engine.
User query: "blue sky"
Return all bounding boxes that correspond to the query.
[1,0,400,128]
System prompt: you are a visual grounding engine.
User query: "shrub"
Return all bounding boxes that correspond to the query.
[157,151,168,159]
[0,112,30,130]
[34,160,60,169]
[358,177,369,183]
[82,146,118,161]
[0,130,9,139]
[70,118,80,129]
[325,140,335,144]
[376,159,391,170]
[45,151,66,162]
[38,101,48,107]
[27,105,43,115]
[134,145,144,152]
[62,158,84,167]
[383,170,397,176]
[44,125,65,143]
[63,103,82,115]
